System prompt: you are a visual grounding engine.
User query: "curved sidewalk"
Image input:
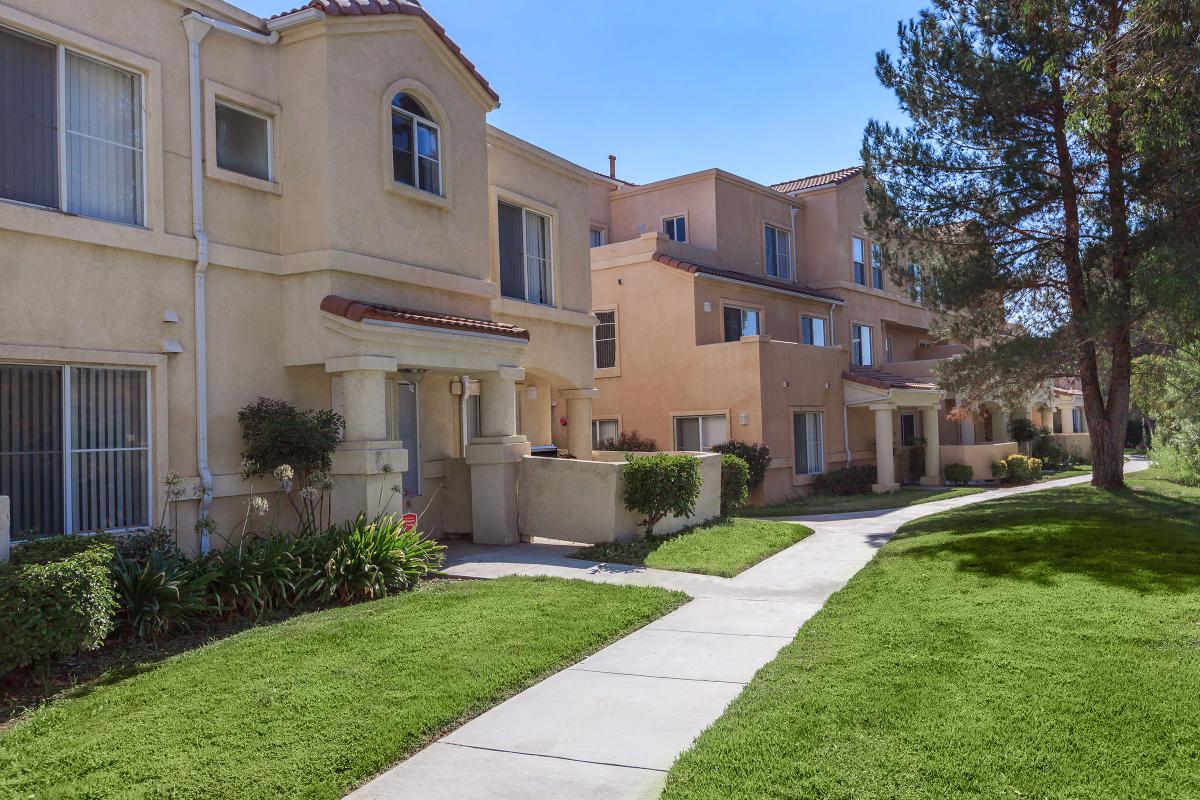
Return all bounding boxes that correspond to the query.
[347,460,1146,800]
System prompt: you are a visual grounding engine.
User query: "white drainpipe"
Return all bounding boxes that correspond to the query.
[788,206,799,280]
[181,12,278,552]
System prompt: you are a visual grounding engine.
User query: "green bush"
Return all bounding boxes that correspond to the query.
[719,454,750,517]
[0,544,117,676]
[111,550,213,641]
[1008,417,1041,447]
[10,534,113,567]
[595,430,657,452]
[238,397,344,481]
[709,441,771,490]
[991,460,1009,480]
[943,462,974,486]
[623,453,704,535]
[1150,420,1200,486]
[206,534,305,619]
[309,514,446,604]
[1032,430,1071,468]
[813,465,877,496]
[1000,453,1042,484]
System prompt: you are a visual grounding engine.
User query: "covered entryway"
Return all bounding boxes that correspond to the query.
[843,367,945,493]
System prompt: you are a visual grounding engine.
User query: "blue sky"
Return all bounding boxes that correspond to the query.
[235,1,927,186]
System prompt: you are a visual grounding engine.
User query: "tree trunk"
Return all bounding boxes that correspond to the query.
[1090,413,1127,489]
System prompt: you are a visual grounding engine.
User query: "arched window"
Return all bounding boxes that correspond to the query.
[391,92,441,195]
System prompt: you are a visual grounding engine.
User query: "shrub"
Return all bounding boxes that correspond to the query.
[0,544,117,676]
[709,441,771,490]
[719,454,750,517]
[622,453,703,535]
[10,534,113,567]
[595,430,657,452]
[999,453,1042,484]
[238,398,343,482]
[991,460,1009,480]
[205,534,306,619]
[308,514,445,604]
[1008,417,1041,448]
[111,550,213,641]
[943,462,974,486]
[813,465,877,496]
[1150,420,1200,486]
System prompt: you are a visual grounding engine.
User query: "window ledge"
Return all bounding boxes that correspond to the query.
[205,165,281,195]
[385,180,452,211]
[595,366,621,379]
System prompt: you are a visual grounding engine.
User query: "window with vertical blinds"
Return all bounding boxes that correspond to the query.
[674,414,727,452]
[0,26,144,225]
[594,310,617,369]
[498,200,552,305]
[0,363,149,538]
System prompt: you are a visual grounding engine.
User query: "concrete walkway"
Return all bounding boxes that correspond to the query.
[348,460,1147,800]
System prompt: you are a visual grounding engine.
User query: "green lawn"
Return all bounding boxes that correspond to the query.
[741,485,985,517]
[662,470,1200,799]
[570,518,812,577]
[1041,464,1092,481]
[0,577,685,800]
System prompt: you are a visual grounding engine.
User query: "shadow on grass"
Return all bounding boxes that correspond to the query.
[891,476,1200,594]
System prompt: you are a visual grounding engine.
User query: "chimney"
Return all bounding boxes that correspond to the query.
[608,154,617,179]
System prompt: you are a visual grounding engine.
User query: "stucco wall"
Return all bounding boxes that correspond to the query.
[518,452,722,544]
[939,442,1018,482]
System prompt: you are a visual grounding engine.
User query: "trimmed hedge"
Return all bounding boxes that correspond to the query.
[595,431,658,452]
[992,454,1043,484]
[813,465,877,496]
[623,453,703,535]
[0,542,117,676]
[943,462,974,486]
[719,454,750,517]
[710,441,771,490]
[10,534,113,567]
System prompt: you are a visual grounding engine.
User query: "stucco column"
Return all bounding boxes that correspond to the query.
[871,403,899,493]
[561,388,598,459]
[960,418,976,446]
[996,410,1011,443]
[325,356,407,521]
[466,366,531,546]
[920,405,941,486]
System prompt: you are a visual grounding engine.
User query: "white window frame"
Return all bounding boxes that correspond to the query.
[852,236,866,285]
[764,223,792,280]
[801,315,826,347]
[723,303,762,342]
[672,413,728,451]
[1,362,153,538]
[594,308,618,370]
[663,214,687,243]
[214,99,273,182]
[0,24,148,227]
[592,418,619,446]
[521,207,553,305]
[852,323,874,367]
[793,410,825,476]
[391,94,442,196]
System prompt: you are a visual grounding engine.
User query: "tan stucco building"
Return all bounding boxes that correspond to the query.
[0,0,601,551]
[588,166,1089,503]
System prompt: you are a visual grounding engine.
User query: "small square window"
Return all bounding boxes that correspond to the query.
[590,227,606,248]
[801,315,826,346]
[664,215,687,242]
[216,101,271,181]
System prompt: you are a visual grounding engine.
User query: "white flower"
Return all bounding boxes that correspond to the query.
[162,470,186,500]
[248,495,269,517]
[239,459,260,481]
[273,464,295,483]
[299,486,320,502]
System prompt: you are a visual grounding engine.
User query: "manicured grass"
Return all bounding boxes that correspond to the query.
[0,577,685,800]
[1041,464,1092,481]
[740,485,985,517]
[662,470,1200,799]
[570,518,812,578]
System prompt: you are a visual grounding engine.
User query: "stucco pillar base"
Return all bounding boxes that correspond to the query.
[466,439,531,545]
[872,482,901,494]
[329,441,409,522]
[561,388,598,459]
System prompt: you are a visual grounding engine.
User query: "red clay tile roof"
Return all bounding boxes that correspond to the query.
[843,366,938,391]
[770,166,863,195]
[321,295,529,340]
[652,254,843,304]
[269,1,499,103]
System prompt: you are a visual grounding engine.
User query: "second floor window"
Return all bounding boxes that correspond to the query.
[723,305,760,342]
[594,310,617,369]
[852,236,866,285]
[391,93,440,195]
[664,215,687,242]
[852,323,873,367]
[589,227,606,247]
[764,224,791,279]
[0,27,144,226]
[871,242,885,289]
[215,101,271,181]
[498,200,552,305]
[909,261,925,302]
[801,315,826,346]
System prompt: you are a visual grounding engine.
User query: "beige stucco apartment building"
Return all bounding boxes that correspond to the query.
[0,0,603,551]
[588,166,1090,504]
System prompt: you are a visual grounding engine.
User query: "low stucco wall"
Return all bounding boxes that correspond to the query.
[518,452,721,544]
[939,442,1018,482]
[1051,433,1091,459]
[0,496,9,562]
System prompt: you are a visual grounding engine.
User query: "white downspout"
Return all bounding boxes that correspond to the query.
[181,12,278,553]
[788,206,799,281]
